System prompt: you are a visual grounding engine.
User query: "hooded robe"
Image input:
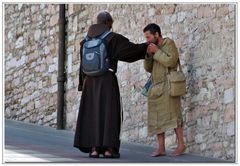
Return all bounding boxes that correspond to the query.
[73,23,148,154]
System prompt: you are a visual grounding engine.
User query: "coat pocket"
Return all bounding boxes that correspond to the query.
[150,82,165,97]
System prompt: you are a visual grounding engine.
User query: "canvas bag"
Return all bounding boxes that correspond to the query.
[167,59,186,96]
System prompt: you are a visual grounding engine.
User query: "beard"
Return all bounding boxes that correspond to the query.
[153,37,159,45]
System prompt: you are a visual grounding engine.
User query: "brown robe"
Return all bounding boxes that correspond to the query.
[73,24,147,154]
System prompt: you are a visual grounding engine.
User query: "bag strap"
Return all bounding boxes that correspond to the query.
[166,58,182,74]
[177,58,183,72]
[80,39,86,47]
[105,32,114,43]
[83,30,113,42]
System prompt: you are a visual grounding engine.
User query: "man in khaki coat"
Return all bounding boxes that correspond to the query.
[143,23,185,157]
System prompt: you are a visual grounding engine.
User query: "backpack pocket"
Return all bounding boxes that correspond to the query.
[82,47,101,72]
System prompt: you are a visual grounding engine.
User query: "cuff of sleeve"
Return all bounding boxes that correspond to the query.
[153,49,162,61]
[143,43,149,55]
[145,54,152,60]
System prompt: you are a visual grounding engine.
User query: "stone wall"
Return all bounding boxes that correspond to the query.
[5,4,60,127]
[4,3,235,161]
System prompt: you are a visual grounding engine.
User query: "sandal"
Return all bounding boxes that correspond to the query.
[104,148,120,158]
[89,147,99,158]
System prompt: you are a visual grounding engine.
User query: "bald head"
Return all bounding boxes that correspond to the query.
[97,11,113,25]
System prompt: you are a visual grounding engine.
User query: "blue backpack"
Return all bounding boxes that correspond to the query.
[81,30,113,76]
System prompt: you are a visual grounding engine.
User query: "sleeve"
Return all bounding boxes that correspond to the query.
[113,34,148,63]
[78,44,86,91]
[153,40,179,68]
[144,54,153,73]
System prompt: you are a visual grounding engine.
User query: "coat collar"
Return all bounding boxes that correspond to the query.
[157,37,168,48]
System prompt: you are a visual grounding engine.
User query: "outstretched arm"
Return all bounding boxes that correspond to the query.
[113,34,148,63]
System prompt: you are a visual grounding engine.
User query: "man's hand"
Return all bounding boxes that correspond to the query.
[147,44,155,56]
[147,43,158,55]
[147,46,153,57]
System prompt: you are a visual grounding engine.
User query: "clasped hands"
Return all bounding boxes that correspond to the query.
[147,43,158,57]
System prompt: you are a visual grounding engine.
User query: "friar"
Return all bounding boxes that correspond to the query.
[73,11,148,158]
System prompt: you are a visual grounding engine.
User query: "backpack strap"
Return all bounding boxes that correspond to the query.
[84,36,90,41]
[80,31,114,47]
[99,31,115,44]
[105,32,114,43]
[82,31,113,43]
[99,30,112,40]
[80,39,86,47]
